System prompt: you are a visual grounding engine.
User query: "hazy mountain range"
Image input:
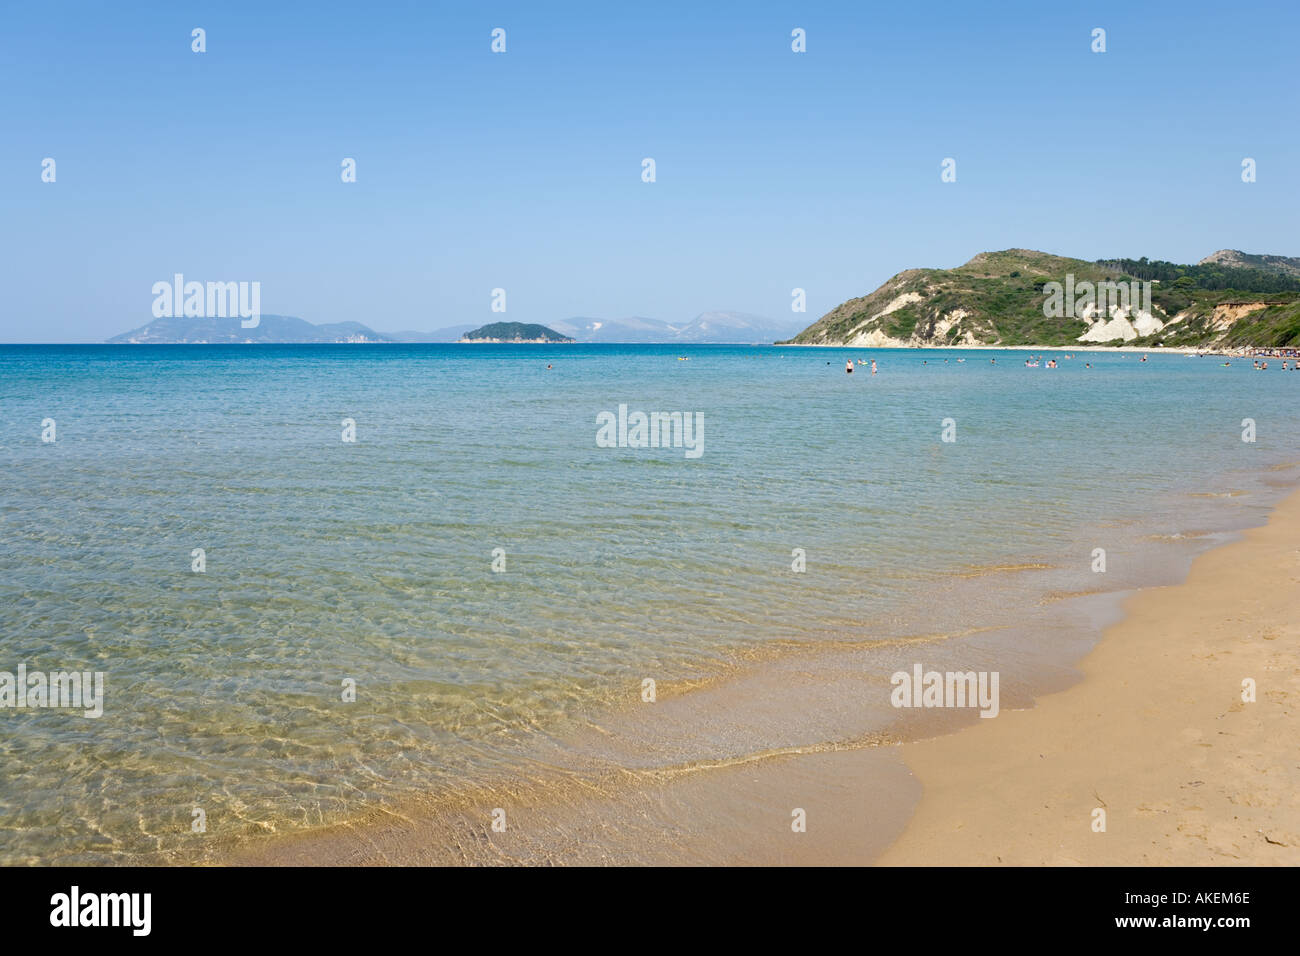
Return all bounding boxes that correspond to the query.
[549,311,801,344]
[106,314,394,344]
[106,311,801,345]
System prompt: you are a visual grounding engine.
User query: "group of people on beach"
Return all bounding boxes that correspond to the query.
[835,350,1298,373]
[843,354,1088,372]
[1241,347,1300,360]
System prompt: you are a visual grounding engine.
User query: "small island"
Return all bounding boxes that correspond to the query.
[458,322,574,343]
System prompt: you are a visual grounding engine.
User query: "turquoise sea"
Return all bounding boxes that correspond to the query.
[1,344,1296,864]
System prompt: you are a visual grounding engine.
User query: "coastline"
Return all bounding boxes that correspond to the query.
[777,343,1233,354]
[10,342,1297,866]
[878,485,1300,865]
[221,478,1300,867]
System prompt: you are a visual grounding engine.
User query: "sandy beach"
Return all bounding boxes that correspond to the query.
[879,486,1300,866]
[779,343,1253,355]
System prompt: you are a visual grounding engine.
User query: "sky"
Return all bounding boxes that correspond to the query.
[2,0,1298,342]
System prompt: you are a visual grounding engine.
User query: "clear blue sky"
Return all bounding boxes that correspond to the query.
[3,0,1297,342]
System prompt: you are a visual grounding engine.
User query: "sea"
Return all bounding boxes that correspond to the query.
[1,343,1296,864]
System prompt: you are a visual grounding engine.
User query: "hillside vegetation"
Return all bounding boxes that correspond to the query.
[784,249,1300,349]
[460,322,574,343]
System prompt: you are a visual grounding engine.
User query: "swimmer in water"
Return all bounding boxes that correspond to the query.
[846,360,854,374]
[871,360,878,375]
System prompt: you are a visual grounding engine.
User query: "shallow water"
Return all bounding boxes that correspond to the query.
[0,344,1296,863]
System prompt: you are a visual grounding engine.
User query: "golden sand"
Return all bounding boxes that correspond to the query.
[878,488,1300,865]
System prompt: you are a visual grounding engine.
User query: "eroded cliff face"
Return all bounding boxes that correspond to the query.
[790,269,999,348]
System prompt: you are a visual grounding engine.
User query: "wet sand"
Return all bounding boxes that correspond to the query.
[879,487,1300,865]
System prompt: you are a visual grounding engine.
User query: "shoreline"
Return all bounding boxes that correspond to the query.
[877,485,1300,865]
[777,342,1245,355]
[220,478,1300,867]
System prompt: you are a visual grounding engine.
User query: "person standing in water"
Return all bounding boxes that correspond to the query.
[845,360,853,374]
[871,360,878,375]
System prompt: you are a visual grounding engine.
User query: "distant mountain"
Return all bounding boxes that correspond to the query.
[674,311,805,343]
[386,325,477,343]
[550,311,799,344]
[784,248,1300,349]
[1197,250,1300,279]
[107,314,395,344]
[459,322,574,343]
[106,312,797,345]
[549,316,678,343]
